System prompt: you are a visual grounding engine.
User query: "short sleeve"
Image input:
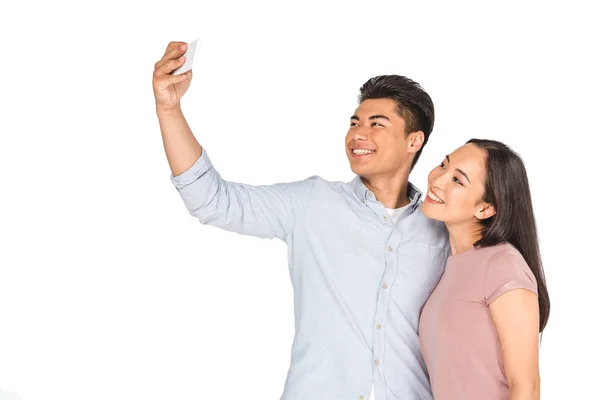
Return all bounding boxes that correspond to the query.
[482,246,538,305]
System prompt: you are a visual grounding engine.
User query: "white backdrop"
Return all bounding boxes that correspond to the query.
[1,1,597,399]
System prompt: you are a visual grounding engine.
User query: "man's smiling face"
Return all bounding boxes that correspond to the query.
[345,98,413,179]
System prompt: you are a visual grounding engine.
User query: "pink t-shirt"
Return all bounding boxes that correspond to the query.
[418,243,538,400]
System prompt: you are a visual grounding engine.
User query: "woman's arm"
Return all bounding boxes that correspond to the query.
[490,288,540,400]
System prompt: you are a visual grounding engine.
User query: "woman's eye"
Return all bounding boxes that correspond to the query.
[453,177,463,186]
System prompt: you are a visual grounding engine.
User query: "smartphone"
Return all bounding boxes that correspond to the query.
[171,39,200,75]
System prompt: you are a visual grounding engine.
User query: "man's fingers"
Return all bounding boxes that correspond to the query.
[153,56,185,79]
[157,56,186,75]
[165,44,187,63]
[164,41,187,57]
[154,72,189,91]
[155,43,187,71]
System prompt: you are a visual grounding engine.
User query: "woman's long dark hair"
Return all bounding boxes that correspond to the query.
[468,139,550,332]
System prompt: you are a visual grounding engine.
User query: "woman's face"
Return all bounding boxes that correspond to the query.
[421,143,495,225]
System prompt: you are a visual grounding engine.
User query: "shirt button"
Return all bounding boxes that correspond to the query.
[360,396,365,400]
[383,215,388,221]
[387,246,393,252]
[367,192,373,197]
[376,323,382,329]
[374,359,380,365]
[382,283,388,289]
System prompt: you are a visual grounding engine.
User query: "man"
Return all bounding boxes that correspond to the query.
[153,41,449,400]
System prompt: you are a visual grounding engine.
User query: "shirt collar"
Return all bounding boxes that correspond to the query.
[350,175,423,210]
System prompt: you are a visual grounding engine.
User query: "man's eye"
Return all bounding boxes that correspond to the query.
[350,122,358,127]
[371,122,383,127]
[439,162,446,169]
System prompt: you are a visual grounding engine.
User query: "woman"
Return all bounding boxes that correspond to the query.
[419,139,550,399]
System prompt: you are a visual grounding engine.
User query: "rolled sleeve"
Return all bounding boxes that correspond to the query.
[483,247,538,305]
[170,149,213,190]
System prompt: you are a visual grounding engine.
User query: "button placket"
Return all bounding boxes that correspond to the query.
[373,245,393,384]
[371,219,404,395]
[374,237,402,390]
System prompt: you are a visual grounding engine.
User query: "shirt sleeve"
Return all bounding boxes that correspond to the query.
[482,246,538,305]
[170,149,317,241]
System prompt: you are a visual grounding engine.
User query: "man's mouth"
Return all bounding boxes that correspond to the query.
[351,149,375,155]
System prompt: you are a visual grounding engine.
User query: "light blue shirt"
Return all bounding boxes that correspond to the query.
[170,149,450,400]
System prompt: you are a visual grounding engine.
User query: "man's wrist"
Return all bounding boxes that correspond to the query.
[156,104,183,118]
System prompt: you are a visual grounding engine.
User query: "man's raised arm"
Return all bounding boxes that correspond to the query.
[153,41,316,241]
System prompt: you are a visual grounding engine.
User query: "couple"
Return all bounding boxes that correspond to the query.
[152,42,550,400]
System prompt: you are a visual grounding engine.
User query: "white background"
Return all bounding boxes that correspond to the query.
[1,1,597,399]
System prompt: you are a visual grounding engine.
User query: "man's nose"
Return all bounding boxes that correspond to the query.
[353,130,369,141]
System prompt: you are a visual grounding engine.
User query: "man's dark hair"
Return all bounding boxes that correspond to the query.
[359,75,435,170]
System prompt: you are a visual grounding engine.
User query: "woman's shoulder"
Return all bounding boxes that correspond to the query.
[486,242,527,265]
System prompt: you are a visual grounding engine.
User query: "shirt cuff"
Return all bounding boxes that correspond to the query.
[169,148,213,190]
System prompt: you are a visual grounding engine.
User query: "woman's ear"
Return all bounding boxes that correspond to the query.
[475,203,496,220]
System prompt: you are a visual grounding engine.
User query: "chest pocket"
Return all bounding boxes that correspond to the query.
[394,243,447,305]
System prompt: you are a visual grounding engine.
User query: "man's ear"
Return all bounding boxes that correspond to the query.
[407,131,424,154]
[475,203,496,220]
